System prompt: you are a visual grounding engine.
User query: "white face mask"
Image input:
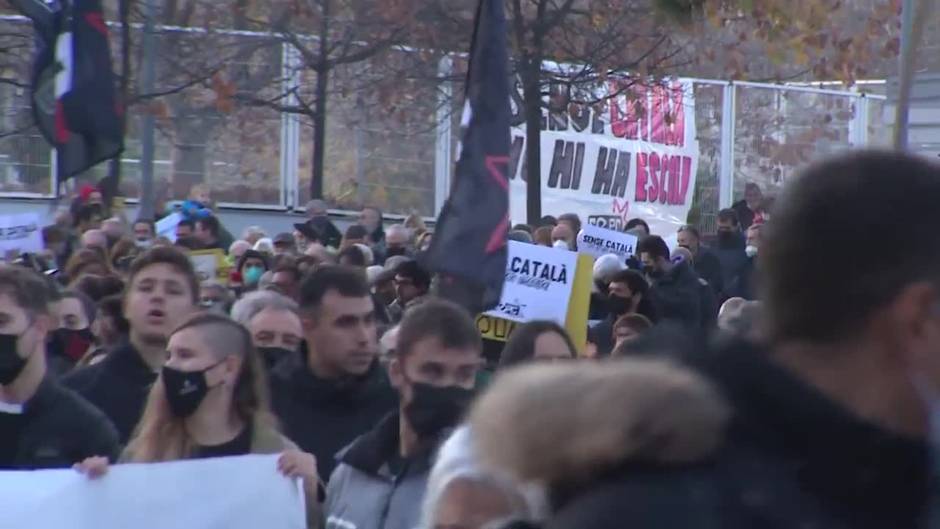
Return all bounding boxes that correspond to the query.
[745,245,758,258]
[553,240,570,251]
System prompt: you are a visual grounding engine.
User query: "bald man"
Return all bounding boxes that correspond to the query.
[81,229,108,252]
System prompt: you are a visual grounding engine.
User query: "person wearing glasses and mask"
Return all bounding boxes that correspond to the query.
[76,312,321,528]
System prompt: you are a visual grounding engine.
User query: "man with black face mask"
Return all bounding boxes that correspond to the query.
[325,299,481,529]
[46,290,97,377]
[590,270,657,356]
[0,265,119,469]
[713,208,747,300]
[637,235,702,328]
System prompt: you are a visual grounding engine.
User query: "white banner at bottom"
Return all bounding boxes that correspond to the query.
[0,454,305,529]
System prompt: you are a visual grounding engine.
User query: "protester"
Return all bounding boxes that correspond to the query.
[194,215,225,252]
[557,213,581,236]
[304,199,343,249]
[508,230,533,244]
[354,243,375,266]
[72,274,125,304]
[359,206,386,247]
[0,265,120,469]
[254,237,275,255]
[109,237,141,277]
[384,224,412,261]
[63,246,199,443]
[672,246,719,329]
[133,219,155,247]
[416,232,433,252]
[624,218,650,237]
[65,249,111,283]
[76,312,321,527]
[499,321,576,369]
[81,229,108,253]
[91,294,129,353]
[732,182,765,230]
[712,208,747,298]
[232,291,303,370]
[100,218,125,249]
[538,215,558,227]
[229,240,251,264]
[294,220,322,253]
[727,223,762,300]
[271,264,302,302]
[175,219,195,240]
[272,232,297,256]
[677,225,723,296]
[243,226,267,246]
[637,235,702,327]
[550,224,575,251]
[74,203,105,234]
[338,245,369,268]
[500,151,940,528]
[199,280,234,314]
[589,254,626,320]
[46,289,96,376]
[325,299,482,529]
[271,266,397,481]
[389,260,432,324]
[610,314,653,350]
[533,226,553,247]
[236,250,270,293]
[591,270,658,356]
[717,297,761,341]
[404,214,428,239]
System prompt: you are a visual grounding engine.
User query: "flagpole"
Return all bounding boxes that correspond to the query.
[138,0,158,219]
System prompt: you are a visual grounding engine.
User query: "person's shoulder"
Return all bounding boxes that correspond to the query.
[549,463,728,529]
[60,359,107,392]
[43,381,120,441]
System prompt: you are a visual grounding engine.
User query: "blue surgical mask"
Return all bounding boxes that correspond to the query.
[244,266,264,285]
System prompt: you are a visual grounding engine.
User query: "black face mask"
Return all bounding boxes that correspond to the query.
[608,295,633,316]
[644,265,663,279]
[0,333,27,385]
[161,360,224,418]
[48,328,95,362]
[256,346,293,369]
[716,230,737,247]
[404,382,474,438]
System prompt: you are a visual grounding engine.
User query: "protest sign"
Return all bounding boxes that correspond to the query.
[0,455,305,529]
[577,223,638,262]
[484,240,578,324]
[189,249,230,284]
[155,212,182,242]
[509,79,699,237]
[0,213,43,255]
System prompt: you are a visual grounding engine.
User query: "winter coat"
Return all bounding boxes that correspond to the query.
[693,247,724,297]
[712,234,747,299]
[325,413,435,529]
[271,358,398,481]
[62,342,157,444]
[477,338,930,529]
[727,257,758,300]
[649,261,702,327]
[2,375,121,469]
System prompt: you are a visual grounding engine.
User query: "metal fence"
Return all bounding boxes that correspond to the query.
[0,16,888,229]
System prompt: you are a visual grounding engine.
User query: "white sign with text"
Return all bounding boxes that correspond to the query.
[485,240,577,324]
[576,223,638,262]
[0,213,43,255]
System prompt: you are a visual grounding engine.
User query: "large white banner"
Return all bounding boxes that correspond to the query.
[485,240,577,324]
[0,213,43,255]
[0,455,305,529]
[509,79,699,237]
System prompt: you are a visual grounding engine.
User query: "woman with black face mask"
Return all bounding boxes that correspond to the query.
[47,290,97,376]
[76,313,321,528]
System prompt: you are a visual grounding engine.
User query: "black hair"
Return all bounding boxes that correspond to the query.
[512,223,533,234]
[176,219,195,231]
[678,225,700,240]
[637,235,670,260]
[609,269,659,323]
[624,218,650,235]
[298,265,370,312]
[765,151,940,343]
[195,215,221,238]
[395,260,431,290]
[98,293,130,336]
[60,289,97,324]
[538,215,558,227]
[128,246,200,304]
[396,299,481,359]
[557,213,582,234]
[717,209,740,226]
[237,250,271,274]
[75,203,104,228]
[499,320,576,368]
[337,245,367,267]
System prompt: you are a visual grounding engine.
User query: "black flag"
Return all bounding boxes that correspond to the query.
[16,0,123,193]
[419,0,511,314]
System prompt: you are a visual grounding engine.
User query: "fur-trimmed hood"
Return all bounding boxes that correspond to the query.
[469,358,730,489]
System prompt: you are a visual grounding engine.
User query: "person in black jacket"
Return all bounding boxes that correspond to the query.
[590,270,658,356]
[0,265,119,469]
[63,246,200,443]
[712,209,747,300]
[271,266,398,481]
[476,151,940,529]
[677,225,723,297]
[637,236,702,327]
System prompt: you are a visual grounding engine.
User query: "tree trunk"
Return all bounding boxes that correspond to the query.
[310,0,331,200]
[521,59,543,225]
[311,67,329,200]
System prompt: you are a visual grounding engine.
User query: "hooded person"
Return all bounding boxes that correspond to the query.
[637,236,702,328]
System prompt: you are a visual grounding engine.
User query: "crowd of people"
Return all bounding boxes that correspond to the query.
[1,149,937,529]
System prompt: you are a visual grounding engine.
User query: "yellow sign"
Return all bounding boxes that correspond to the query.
[476,253,594,353]
[189,249,231,284]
